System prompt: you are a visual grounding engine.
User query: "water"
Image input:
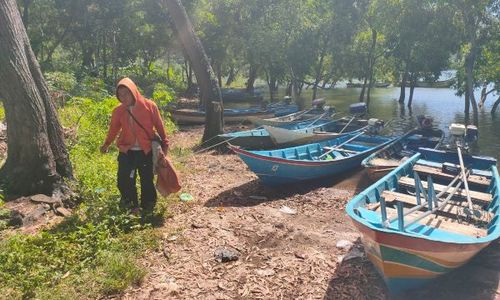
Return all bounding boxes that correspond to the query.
[255,87,500,161]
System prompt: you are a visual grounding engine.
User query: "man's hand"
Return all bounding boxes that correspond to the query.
[100,144,109,153]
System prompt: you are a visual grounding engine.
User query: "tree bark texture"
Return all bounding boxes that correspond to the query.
[163,0,223,141]
[0,0,72,196]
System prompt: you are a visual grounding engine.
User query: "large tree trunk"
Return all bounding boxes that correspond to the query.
[163,0,223,141]
[0,0,72,196]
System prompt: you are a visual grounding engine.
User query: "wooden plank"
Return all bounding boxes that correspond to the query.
[381,191,493,223]
[413,164,491,187]
[377,206,487,238]
[382,191,467,216]
[398,177,492,204]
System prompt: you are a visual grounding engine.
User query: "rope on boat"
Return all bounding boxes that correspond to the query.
[194,136,239,154]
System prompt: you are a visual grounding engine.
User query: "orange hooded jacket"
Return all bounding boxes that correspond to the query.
[103,78,168,154]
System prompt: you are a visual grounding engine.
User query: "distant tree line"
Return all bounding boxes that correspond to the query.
[17,0,500,123]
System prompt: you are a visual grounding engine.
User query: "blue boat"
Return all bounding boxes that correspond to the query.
[346,148,499,293]
[363,127,445,181]
[218,118,366,149]
[230,133,396,185]
[217,118,333,149]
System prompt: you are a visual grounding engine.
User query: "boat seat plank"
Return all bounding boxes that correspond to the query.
[398,177,492,204]
[381,191,493,223]
[413,165,491,187]
[377,207,486,237]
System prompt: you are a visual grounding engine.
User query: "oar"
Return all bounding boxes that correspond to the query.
[338,116,356,134]
[304,112,330,128]
[318,131,365,160]
[456,145,481,217]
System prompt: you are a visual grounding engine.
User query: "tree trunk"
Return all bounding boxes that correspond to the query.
[312,51,325,101]
[215,62,222,88]
[408,78,416,108]
[246,63,257,93]
[358,77,367,102]
[163,0,223,141]
[365,29,377,108]
[225,66,236,86]
[0,0,72,196]
[399,67,408,104]
[491,96,500,115]
[464,43,479,126]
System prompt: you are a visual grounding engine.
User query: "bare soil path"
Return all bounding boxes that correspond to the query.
[119,126,499,300]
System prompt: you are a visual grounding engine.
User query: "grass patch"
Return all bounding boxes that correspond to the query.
[0,90,182,299]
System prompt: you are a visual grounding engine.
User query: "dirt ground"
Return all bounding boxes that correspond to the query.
[118,126,500,300]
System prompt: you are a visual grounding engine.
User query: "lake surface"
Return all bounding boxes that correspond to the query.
[258,86,500,162]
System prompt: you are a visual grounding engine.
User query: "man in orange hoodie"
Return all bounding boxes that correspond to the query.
[100,78,169,215]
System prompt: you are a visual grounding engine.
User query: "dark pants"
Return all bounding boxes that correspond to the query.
[117,150,157,211]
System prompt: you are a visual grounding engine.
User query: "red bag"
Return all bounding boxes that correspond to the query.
[156,152,181,196]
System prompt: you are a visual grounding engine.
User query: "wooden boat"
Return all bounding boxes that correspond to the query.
[346,148,499,293]
[216,119,333,149]
[263,118,368,146]
[230,133,395,185]
[347,82,390,88]
[399,79,455,88]
[362,128,445,181]
[249,107,333,127]
[168,108,275,125]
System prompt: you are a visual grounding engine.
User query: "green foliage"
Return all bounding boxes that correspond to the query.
[0,93,177,298]
[0,103,5,122]
[152,82,175,108]
[45,71,78,94]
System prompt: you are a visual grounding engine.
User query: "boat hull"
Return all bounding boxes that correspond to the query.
[351,218,489,293]
[231,135,394,185]
[347,151,500,293]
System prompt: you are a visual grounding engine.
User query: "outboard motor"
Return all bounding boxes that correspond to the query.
[283,95,292,105]
[466,125,479,143]
[417,115,433,129]
[367,118,385,135]
[312,98,326,109]
[449,123,467,150]
[323,105,336,115]
[349,103,368,116]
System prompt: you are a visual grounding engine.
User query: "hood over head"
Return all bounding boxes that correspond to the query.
[116,77,145,105]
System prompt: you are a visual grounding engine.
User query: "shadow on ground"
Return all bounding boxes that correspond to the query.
[204,167,369,208]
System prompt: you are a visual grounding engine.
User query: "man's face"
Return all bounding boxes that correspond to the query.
[117,87,135,106]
